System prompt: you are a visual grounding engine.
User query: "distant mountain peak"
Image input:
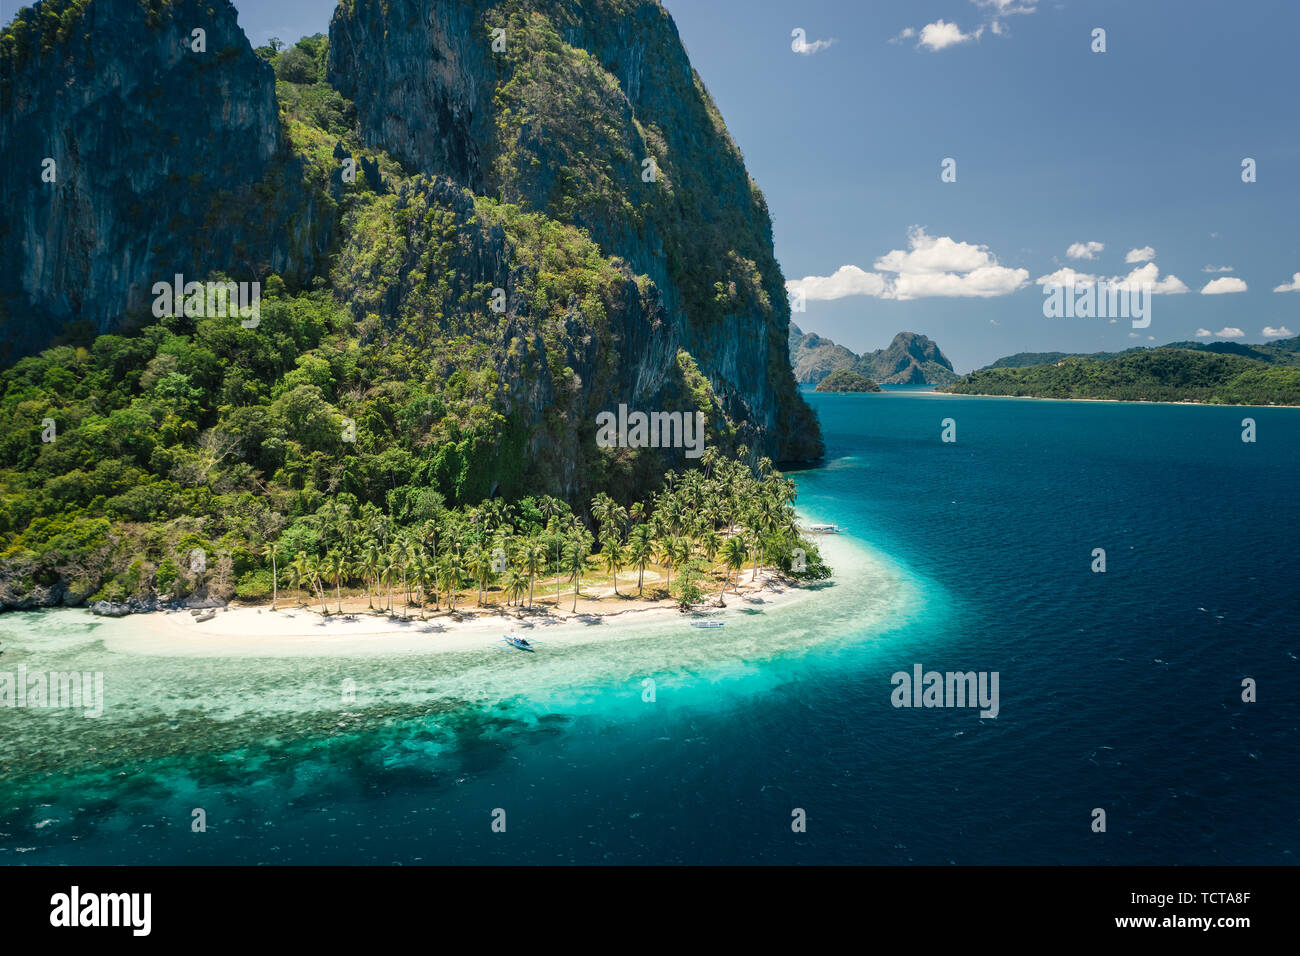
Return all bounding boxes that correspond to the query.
[787,326,958,385]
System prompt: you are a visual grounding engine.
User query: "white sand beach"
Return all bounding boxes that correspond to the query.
[95,566,818,659]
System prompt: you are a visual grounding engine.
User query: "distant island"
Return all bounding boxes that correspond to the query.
[941,338,1300,405]
[815,369,881,393]
[789,328,959,386]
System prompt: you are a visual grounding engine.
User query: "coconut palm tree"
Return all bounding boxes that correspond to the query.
[628,524,654,596]
[305,555,328,615]
[376,553,393,614]
[387,543,405,617]
[466,544,489,606]
[565,530,593,612]
[523,536,547,608]
[504,567,528,607]
[591,493,627,547]
[654,532,675,597]
[669,536,692,589]
[600,538,626,596]
[410,551,430,620]
[722,533,748,594]
[288,553,307,607]
[360,542,379,610]
[403,540,419,610]
[327,550,346,614]
[261,541,281,610]
[698,528,721,569]
[438,554,459,612]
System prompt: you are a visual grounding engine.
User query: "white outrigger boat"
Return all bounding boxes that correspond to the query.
[805,523,842,534]
[500,633,537,652]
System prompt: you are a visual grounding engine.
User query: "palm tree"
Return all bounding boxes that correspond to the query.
[376,554,393,614]
[387,543,405,617]
[404,540,419,610]
[628,524,654,596]
[306,555,328,615]
[410,551,430,620]
[504,567,528,607]
[750,492,780,583]
[669,536,692,590]
[656,534,680,597]
[565,530,593,612]
[523,536,547,608]
[466,544,490,606]
[261,541,281,611]
[537,495,562,532]
[722,533,748,594]
[547,521,565,608]
[360,542,379,610]
[698,528,721,569]
[438,555,459,612]
[288,553,307,607]
[327,550,346,614]
[600,538,626,596]
[591,493,627,547]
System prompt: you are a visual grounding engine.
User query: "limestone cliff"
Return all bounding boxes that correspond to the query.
[0,0,329,357]
[328,0,821,462]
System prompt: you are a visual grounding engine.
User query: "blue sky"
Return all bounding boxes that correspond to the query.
[11,0,1299,370]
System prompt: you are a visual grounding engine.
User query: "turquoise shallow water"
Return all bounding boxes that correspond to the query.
[1,389,1297,864]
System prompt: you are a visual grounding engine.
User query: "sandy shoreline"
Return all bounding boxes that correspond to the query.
[95,567,816,658]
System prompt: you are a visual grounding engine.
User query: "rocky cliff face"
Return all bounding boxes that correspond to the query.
[789,326,958,386]
[2,0,818,477]
[856,332,958,385]
[0,0,328,358]
[331,173,689,498]
[328,0,821,462]
[788,323,858,384]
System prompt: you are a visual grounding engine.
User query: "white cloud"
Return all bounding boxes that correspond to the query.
[917,20,983,51]
[1194,329,1212,338]
[1202,265,1233,273]
[792,32,836,55]
[875,227,1028,299]
[1262,326,1293,338]
[1127,332,1140,338]
[1273,272,1300,292]
[1066,241,1104,260]
[1035,267,1097,287]
[1111,262,1189,294]
[1200,276,1247,295]
[1035,261,1188,294]
[785,265,886,301]
[888,27,917,45]
[785,227,1028,302]
[1213,327,1245,339]
[875,227,995,275]
[1125,246,1156,264]
[989,319,999,325]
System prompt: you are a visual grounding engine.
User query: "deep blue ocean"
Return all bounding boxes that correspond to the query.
[2,389,1297,864]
